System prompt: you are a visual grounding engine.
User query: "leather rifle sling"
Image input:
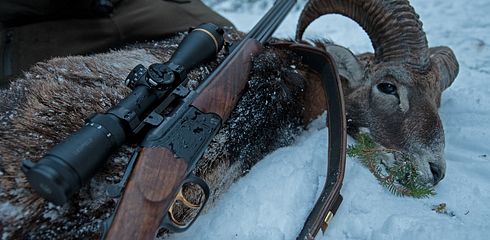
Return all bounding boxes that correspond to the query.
[272,42,347,240]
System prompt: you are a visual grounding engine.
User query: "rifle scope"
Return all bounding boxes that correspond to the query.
[21,23,225,205]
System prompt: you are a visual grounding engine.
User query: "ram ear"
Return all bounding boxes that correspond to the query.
[429,46,459,91]
[324,45,365,89]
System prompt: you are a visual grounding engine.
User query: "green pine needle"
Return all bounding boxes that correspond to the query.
[347,133,435,198]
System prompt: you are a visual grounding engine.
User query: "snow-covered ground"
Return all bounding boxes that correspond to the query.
[169,0,490,239]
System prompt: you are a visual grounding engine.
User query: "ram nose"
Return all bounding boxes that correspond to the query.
[429,162,445,185]
[409,144,446,186]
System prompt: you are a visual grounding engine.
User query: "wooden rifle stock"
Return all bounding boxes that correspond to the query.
[105,1,296,238]
[192,39,262,119]
[106,40,264,240]
[106,147,188,240]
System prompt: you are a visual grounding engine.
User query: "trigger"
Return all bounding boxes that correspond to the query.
[175,189,200,209]
[160,175,210,232]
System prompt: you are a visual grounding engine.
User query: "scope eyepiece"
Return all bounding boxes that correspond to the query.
[22,114,126,205]
[22,157,80,205]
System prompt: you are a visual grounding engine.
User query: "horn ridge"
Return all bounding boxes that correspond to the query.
[296,0,430,70]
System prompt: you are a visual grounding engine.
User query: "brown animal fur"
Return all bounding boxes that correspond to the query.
[0,31,309,238]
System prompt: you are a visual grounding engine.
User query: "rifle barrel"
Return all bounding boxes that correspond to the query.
[195,0,296,94]
[255,0,296,43]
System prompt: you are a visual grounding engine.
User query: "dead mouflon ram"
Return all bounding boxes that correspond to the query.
[0,0,458,238]
[297,0,458,185]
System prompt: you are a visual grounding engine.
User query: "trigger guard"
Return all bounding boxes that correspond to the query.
[183,175,210,198]
[160,174,210,233]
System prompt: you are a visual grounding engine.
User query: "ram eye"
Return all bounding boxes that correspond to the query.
[377,83,397,95]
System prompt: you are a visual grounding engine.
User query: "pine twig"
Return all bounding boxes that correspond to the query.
[347,133,435,198]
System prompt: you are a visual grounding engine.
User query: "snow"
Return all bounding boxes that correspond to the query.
[168,0,490,239]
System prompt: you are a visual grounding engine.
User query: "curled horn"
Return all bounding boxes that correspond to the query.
[296,0,430,72]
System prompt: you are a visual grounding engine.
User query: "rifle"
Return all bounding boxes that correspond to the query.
[102,0,297,238]
[21,22,226,206]
[22,0,347,238]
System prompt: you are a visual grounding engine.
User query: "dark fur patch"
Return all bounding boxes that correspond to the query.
[0,32,307,238]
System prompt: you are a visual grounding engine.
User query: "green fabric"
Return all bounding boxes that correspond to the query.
[0,0,233,88]
[0,0,97,25]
